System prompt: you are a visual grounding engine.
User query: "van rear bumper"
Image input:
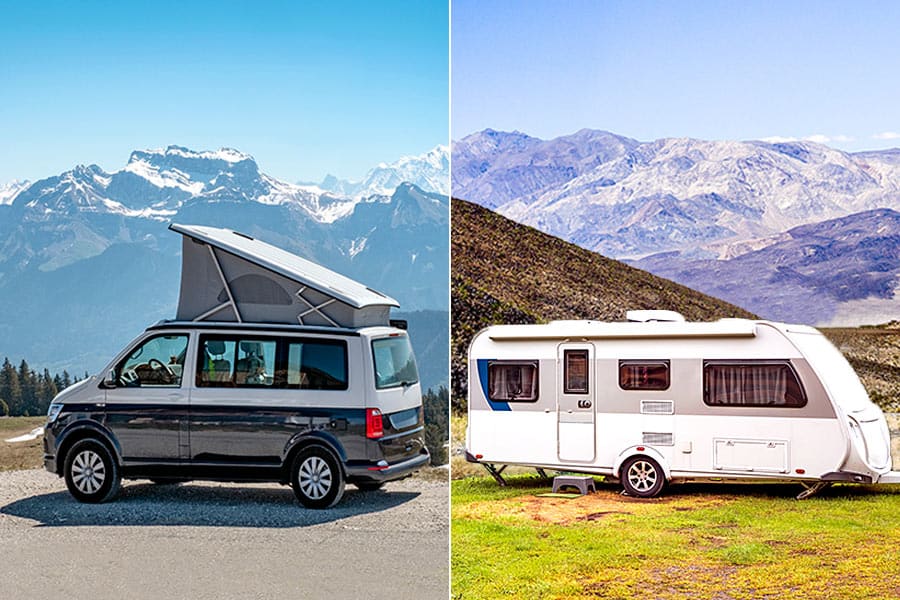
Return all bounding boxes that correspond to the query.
[346,450,430,483]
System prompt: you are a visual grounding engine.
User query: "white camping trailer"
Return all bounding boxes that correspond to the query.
[465,310,900,498]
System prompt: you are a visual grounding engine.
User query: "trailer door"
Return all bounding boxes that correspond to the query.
[557,343,596,462]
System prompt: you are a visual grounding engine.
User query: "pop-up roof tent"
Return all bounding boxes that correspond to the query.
[169,224,399,328]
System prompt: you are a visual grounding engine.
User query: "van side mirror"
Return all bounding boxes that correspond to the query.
[103,369,117,388]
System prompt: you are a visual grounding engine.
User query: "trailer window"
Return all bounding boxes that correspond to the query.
[619,361,670,391]
[704,362,806,407]
[564,350,589,394]
[488,362,539,402]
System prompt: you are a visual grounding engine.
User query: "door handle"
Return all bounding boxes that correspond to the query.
[168,394,183,401]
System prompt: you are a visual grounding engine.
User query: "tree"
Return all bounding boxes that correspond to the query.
[0,358,22,416]
[35,369,58,414]
[423,386,449,465]
[18,360,38,416]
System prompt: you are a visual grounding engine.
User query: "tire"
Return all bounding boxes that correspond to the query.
[355,481,384,492]
[64,439,121,503]
[290,446,345,509]
[620,456,665,498]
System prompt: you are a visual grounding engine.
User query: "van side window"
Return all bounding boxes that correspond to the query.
[619,361,670,391]
[488,362,539,402]
[704,362,806,407]
[564,350,588,394]
[287,341,348,390]
[234,340,276,386]
[118,334,189,387]
[197,337,276,387]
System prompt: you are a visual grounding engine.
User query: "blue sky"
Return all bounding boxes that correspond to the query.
[452,1,900,150]
[0,1,448,183]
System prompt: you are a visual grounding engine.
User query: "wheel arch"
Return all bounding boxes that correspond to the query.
[282,432,347,481]
[613,446,671,481]
[55,423,121,475]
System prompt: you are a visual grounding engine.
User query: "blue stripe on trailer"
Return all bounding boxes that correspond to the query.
[477,359,510,411]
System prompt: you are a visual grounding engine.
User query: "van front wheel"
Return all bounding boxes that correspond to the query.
[621,456,665,498]
[291,447,345,509]
[64,439,121,503]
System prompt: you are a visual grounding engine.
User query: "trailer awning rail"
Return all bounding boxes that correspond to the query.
[488,320,757,341]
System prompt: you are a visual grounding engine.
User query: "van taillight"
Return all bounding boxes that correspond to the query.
[366,408,384,439]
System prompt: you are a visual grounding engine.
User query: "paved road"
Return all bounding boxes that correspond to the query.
[0,469,448,599]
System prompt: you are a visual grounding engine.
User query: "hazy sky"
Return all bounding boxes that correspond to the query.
[452,1,900,150]
[0,1,448,183]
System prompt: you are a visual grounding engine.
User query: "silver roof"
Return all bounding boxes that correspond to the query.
[169,224,398,309]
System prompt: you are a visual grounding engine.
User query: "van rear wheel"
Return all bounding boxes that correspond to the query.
[621,456,665,498]
[64,439,121,503]
[291,447,345,509]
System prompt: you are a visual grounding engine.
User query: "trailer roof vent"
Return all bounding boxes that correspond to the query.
[626,310,686,323]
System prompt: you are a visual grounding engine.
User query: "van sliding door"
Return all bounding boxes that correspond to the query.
[557,343,596,462]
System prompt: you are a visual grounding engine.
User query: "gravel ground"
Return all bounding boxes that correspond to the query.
[0,469,448,599]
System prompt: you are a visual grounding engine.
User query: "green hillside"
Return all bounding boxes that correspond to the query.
[450,198,757,409]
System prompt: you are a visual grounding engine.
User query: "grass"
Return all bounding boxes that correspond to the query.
[452,412,900,598]
[452,474,900,599]
[0,416,46,472]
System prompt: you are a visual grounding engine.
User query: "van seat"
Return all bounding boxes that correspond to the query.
[235,341,265,385]
[201,340,233,384]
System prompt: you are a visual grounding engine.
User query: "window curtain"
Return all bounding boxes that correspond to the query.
[489,365,536,400]
[743,365,787,405]
[708,364,789,405]
[707,365,743,405]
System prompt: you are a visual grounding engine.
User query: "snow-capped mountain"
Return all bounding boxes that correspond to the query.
[319,144,449,199]
[454,129,900,258]
[12,145,357,224]
[0,146,449,376]
[0,179,29,205]
[453,128,900,326]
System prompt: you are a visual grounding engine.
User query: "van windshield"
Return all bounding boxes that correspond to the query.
[372,336,419,389]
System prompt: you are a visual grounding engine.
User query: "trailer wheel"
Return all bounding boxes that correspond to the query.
[291,446,345,509]
[64,439,121,503]
[621,456,665,498]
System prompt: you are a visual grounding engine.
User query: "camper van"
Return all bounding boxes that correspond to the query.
[43,224,429,508]
[466,310,900,498]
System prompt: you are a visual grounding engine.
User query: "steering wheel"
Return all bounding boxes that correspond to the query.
[148,358,176,383]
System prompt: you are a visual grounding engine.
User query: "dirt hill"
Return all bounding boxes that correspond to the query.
[451,198,757,409]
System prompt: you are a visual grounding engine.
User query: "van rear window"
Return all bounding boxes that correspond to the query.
[372,336,419,389]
